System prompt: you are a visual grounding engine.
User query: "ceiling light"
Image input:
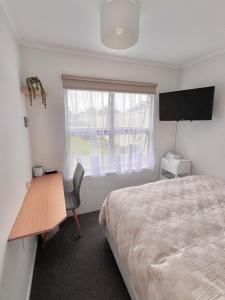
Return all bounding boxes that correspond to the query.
[101,0,140,49]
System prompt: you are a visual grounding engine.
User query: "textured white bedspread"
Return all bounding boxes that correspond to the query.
[99,176,225,300]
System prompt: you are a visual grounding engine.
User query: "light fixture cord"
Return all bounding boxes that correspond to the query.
[173,121,179,153]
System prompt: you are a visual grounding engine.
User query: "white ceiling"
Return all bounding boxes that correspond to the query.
[2,0,225,67]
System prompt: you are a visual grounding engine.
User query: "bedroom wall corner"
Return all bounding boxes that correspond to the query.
[176,54,225,178]
[0,3,37,300]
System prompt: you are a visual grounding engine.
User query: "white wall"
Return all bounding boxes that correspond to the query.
[21,45,180,213]
[0,6,36,300]
[176,54,225,178]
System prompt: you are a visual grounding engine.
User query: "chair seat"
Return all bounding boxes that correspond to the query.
[64,191,80,210]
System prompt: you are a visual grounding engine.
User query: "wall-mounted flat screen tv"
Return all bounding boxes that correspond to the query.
[159,86,215,121]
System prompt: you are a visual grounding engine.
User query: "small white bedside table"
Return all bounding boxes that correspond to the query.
[160,157,191,180]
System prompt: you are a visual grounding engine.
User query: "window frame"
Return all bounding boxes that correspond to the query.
[64,89,155,176]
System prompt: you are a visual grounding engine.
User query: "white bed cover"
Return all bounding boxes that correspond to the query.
[100,176,225,300]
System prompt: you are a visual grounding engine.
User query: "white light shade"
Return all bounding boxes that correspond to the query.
[101,0,140,49]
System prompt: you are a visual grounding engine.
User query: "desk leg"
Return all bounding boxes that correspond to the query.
[42,232,48,248]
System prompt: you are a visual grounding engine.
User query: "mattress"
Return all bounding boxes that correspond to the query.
[99,175,225,300]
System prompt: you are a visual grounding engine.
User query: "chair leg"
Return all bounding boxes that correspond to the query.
[72,209,82,237]
[42,232,48,248]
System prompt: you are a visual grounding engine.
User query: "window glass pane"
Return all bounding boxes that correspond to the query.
[67,90,110,130]
[70,135,110,175]
[114,134,149,172]
[114,93,150,129]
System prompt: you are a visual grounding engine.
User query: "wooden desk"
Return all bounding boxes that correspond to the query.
[8,173,66,241]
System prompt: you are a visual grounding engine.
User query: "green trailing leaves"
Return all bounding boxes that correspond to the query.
[26,76,47,109]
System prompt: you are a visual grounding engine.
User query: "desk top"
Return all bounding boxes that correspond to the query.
[8,173,66,241]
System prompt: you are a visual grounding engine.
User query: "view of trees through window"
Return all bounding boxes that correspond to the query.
[65,90,154,175]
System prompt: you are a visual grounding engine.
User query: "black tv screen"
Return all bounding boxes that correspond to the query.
[159,86,215,121]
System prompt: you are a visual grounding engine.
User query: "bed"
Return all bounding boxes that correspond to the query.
[99,175,225,300]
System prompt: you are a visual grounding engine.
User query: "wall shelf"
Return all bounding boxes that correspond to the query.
[21,87,41,98]
[21,86,45,97]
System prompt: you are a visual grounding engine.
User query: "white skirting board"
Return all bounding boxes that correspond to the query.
[105,227,140,300]
[26,241,38,300]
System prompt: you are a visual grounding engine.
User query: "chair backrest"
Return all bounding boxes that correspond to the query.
[72,163,85,207]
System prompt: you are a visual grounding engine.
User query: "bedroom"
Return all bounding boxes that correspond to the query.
[0,0,225,299]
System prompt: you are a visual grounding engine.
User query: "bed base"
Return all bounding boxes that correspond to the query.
[105,227,140,300]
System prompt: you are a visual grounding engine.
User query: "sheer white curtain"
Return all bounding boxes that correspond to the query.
[64,89,155,178]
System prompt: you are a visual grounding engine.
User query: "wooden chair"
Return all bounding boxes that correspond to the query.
[64,163,85,237]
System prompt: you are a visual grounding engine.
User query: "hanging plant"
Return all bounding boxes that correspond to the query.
[26,76,47,109]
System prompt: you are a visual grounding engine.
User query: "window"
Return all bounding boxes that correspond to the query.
[64,89,155,176]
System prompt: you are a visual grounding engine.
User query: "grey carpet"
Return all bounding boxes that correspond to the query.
[30,211,131,300]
